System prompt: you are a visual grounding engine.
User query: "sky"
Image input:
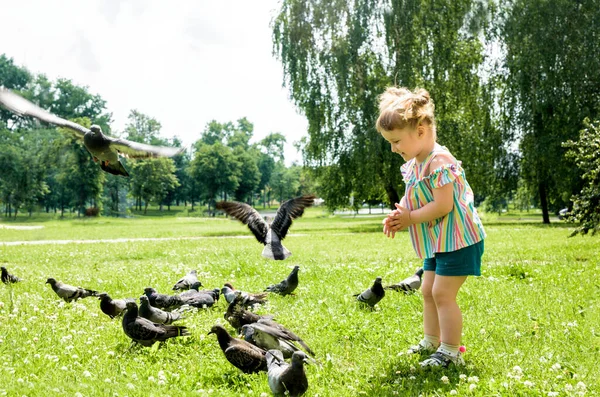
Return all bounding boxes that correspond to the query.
[0,0,308,164]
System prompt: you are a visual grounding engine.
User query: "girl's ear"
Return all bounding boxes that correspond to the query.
[417,125,426,138]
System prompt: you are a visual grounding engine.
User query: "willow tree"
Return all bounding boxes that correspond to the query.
[273,0,504,209]
[500,0,600,223]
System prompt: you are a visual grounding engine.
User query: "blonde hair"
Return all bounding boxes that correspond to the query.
[375,87,436,136]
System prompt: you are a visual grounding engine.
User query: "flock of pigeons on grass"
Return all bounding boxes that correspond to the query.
[0,88,425,396]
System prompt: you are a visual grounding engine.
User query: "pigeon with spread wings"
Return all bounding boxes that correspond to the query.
[0,88,183,177]
[216,195,316,260]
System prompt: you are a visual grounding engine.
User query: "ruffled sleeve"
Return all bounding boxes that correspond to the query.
[401,160,414,183]
[425,163,462,189]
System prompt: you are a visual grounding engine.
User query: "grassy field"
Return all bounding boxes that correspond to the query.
[0,211,598,396]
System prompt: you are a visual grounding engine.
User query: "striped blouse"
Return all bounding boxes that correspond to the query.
[401,144,486,259]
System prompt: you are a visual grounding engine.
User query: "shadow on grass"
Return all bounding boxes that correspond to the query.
[366,354,483,396]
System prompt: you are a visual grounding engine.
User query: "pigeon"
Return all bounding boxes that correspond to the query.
[241,322,315,358]
[0,88,183,177]
[354,277,385,307]
[265,266,300,295]
[225,294,275,332]
[172,270,199,291]
[122,301,188,347]
[139,295,182,324]
[385,268,424,293]
[267,350,309,397]
[175,282,218,308]
[216,195,315,260]
[46,278,97,302]
[97,292,128,319]
[208,324,267,374]
[1,266,20,284]
[222,283,268,306]
[143,287,184,310]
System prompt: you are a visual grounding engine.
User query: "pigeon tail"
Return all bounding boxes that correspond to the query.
[100,160,129,177]
[262,243,292,260]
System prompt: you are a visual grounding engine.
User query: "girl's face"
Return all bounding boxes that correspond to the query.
[381,126,425,161]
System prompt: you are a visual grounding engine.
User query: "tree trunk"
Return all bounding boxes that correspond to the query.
[385,184,400,210]
[144,202,148,215]
[539,182,550,224]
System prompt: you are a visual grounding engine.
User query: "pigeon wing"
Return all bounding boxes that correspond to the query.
[216,201,269,244]
[0,88,87,138]
[225,343,266,373]
[106,137,183,159]
[270,195,315,239]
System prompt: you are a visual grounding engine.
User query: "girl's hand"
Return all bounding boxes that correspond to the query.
[383,207,407,238]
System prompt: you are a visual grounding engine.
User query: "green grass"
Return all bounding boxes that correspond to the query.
[0,214,598,396]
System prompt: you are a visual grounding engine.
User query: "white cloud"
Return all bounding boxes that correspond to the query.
[0,0,307,164]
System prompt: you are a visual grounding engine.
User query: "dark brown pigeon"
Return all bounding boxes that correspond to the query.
[267,350,309,397]
[354,277,385,307]
[46,278,97,302]
[221,283,268,306]
[1,266,20,284]
[208,324,267,373]
[122,301,188,346]
[216,195,315,260]
[224,293,276,332]
[0,88,183,177]
[98,292,128,319]
[265,266,300,295]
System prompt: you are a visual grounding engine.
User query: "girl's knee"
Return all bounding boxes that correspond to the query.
[432,285,456,306]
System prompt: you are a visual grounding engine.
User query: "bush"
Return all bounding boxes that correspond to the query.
[563,118,600,236]
[85,207,100,217]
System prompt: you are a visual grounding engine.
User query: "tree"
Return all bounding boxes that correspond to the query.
[563,119,600,236]
[129,158,180,214]
[500,0,600,223]
[273,0,500,210]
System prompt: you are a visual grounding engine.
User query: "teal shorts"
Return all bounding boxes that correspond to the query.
[423,240,484,276]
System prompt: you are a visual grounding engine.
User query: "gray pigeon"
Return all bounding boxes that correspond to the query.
[385,268,424,293]
[354,277,385,307]
[216,195,315,260]
[138,296,182,324]
[225,293,275,332]
[177,282,218,308]
[241,322,315,358]
[98,292,127,319]
[267,350,309,397]
[1,266,20,284]
[208,324,267,373]
[172,270,199,291]
[143,287,184,310]
[265,266,300,295]
[222,283,268,306]
[122,301,188,347]
[46,278,97,302]
[0,88,183,177]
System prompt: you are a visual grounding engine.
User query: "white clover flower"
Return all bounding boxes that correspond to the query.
[450,391,457,396]
[17,378,24,383]
[551,363,561,371]
[513,365,523,374]
[502,382,509,388]
[83,371,91,378]
[148,376,156,382]
[565,384,574,392]
[547,392,559,397]
[576,382,586,391]
[409,376,416,380]
[468,376,479,383]
[459,374,467,381]
[480,328,486,335]
[127,383,135,390]
[61,366,68,371]
[440,376,449,384]
[524,380,534,388]
[469,384,477,392]
[260,393,268,397]
[75,393,83,397]
[104,378,111,383]
[106,351,115,357]
[157,380,165,385]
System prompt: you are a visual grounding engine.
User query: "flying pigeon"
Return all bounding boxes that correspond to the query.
[241,322,315,358]
[208,324,267,374]
[143,287,184,310]
[172,270,199,291]
[354,277,385,307]
[46,278,97,302]
[122,301,188,347]
[385,268,424,293]
[265,266,300,296]
[1,266,20,284]
[138,295,182,324]
[0,88,183,177]
[97,292,128,319]
[216,195,315,260]
[267,350,309,397]
[225,294,275,332]
[222,283,268,306]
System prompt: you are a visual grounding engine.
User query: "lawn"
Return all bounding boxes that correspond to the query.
[0,211,598,396]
